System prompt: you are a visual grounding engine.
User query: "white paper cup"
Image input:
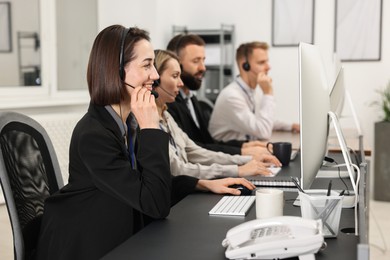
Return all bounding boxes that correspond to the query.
[256,188,284,219]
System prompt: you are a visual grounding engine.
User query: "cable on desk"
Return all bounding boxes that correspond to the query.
[347,146,361,168]
[323,158,351,194]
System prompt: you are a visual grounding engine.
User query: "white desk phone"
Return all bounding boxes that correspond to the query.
[222,216,325,260]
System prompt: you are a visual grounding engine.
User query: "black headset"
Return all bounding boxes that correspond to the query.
[153,76,160,87]
[242,44,251,72]
[119,27,130,80]
[152,52,160,87]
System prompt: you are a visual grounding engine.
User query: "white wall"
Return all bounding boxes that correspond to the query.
[98,0,390,150]
[0,0,40,85]
[56,0,97,90]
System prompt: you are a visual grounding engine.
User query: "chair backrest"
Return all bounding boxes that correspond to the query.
[198,99,214,129]
[0,112,64,260]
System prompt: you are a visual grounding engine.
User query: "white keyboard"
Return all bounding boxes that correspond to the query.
[208,196,255,216]
[266,167,282,177]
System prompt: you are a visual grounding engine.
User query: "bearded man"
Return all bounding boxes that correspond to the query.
[166,34,270,157]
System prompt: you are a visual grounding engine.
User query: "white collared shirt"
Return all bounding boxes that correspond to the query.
[179,89,200,128]
[208,76,292,142]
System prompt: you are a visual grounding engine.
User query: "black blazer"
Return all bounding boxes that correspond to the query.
[167,94,241,155]
[36,104,194,260]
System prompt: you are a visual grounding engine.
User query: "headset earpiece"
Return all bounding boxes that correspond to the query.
[119,28,130,81]
[242,44,250,72]
[242,61,250,72]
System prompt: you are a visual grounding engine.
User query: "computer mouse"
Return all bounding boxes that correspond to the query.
[229,184,253,196]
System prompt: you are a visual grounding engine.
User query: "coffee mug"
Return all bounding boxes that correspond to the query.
[266,142,292,167]
[256,188,284,219]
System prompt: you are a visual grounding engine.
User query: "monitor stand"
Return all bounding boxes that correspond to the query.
[327,111,359,200]
[294,112,360,235]
[327,112,360,235]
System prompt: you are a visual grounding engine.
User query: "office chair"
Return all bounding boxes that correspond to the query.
[0,111,64,260]
[198,99,214,128]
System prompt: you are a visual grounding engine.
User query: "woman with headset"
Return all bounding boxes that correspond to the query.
[153,49,281,181]
[36,25,258,260]
[36,25,172,260]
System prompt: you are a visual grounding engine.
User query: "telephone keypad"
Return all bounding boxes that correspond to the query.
[251,225,291,242]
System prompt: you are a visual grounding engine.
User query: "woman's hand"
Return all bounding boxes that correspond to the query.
[241,146,270,161]
[257,154,281,167]
[241,146,281,167]
[196,178,255,195]
[238,159,273,177]
[130,86,159,129]
[241,140,267,148]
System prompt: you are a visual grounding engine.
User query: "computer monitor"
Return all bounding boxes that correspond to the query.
[298,42,331,189]
[332,53,342,83]
[300,44,360,235]
[329,67,345,118]
[329,55,363,137]
[327,68,359,194]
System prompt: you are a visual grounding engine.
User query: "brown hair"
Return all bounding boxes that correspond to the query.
[236,41,269,64]
[87,25,150,105]
[166,34,205,57]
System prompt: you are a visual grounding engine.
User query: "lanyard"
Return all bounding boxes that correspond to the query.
[236,78,254,141]
[235,79,255,113]
[126,120,136,169]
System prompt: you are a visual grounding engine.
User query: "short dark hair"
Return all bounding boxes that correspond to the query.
[236,41,269,64]
[87,25,150,105]
[166,34,205,57]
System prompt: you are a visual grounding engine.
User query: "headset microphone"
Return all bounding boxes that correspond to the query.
[152,79,160,87]
[123,82,159,99]
[150,89,159,99]
[151,78,175,98]
[157,85,176,98]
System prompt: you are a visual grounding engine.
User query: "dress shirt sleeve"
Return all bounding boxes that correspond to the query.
[165,112,251,179]
[195,141,242,155]
[169,148,239,179]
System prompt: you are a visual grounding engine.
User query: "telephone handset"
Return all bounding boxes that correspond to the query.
[222,216,325,260]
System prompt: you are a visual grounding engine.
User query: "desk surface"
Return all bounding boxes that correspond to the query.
[102,181,359,260]
[271,130,371,156]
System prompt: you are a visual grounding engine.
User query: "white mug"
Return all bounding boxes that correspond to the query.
[256,188,284,219]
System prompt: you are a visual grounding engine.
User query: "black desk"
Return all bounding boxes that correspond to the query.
[102,184,360,259]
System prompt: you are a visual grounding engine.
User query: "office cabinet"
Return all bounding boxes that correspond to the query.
[172,24,235,103]
[17,32,41,86]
